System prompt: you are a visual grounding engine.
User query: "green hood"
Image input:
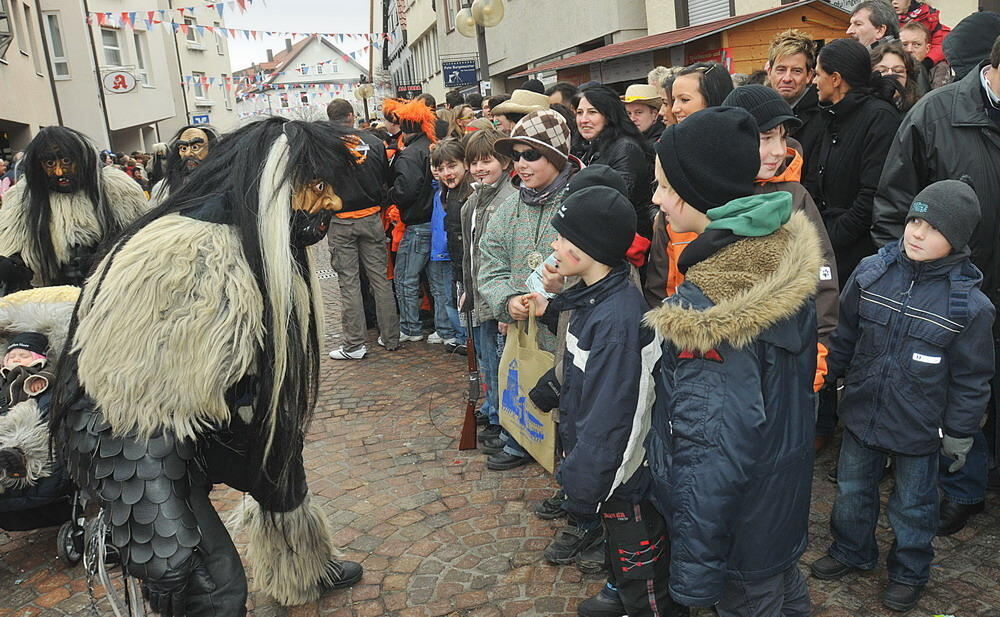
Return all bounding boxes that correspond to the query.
[705,191,793,237]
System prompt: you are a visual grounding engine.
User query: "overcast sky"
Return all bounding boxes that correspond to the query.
[224,0,375,71]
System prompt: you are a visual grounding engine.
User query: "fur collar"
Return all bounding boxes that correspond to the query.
[644,211,821,352]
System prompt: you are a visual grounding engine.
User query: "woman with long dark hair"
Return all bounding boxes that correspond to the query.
[804,37,902,283]
[575,85,654,238]
[871,39,922,112]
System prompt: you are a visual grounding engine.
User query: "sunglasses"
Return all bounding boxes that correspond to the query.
[511,149,544,162]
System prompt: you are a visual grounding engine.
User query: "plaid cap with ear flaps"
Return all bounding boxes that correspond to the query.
[495,109,571,170]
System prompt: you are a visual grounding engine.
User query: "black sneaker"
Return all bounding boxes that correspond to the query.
[576,536,606,575]
[534,490,567,520]
[445,341,468,355]
[320,559,364,589]
[474,411,490,427]
[544,524,603,565]
[577,585,625,617]
[881,582,923,612]
[478,424,501,442]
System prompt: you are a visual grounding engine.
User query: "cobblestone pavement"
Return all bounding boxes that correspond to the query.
[2,263,999,617]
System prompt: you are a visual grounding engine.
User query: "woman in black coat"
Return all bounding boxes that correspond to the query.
[575,85,655,239]
[802,38,902,285]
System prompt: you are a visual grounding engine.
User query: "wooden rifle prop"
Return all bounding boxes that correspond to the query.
[459,303,479,451]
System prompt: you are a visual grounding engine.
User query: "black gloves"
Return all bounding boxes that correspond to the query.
[0,447,27,477]
[140,551,216,617]
[0,254,34,291]
[529,367,561,413]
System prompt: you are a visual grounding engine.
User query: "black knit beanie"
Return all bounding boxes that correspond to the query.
[654,107,760,213]
[7,332,49,356]
[567,164,628,198]
[906,177,981,252]
[721,85,802,133]
[552,186,636,266]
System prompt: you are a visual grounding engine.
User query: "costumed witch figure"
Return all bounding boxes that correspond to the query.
[149,124,219,204]
[51,118,365,617]
[0,127,148,294]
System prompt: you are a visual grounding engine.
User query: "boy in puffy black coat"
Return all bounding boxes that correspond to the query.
[811,179,994,612]
[521,185,684,617]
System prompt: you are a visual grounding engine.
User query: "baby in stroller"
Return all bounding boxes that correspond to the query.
[0,288,78,540]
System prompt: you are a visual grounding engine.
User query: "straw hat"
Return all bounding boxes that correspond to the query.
[621,84,662,109]
[491,89,551,116]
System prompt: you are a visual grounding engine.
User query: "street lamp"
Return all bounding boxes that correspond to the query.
[455,0,505,92]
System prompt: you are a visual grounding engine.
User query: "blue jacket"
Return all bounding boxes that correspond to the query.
[548,266,661,515]
[429,180,450,262]
[645,212,820,607]
[827,241,995,456]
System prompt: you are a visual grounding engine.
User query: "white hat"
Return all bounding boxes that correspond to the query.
[621,84,662,109]
[491,89,551,116]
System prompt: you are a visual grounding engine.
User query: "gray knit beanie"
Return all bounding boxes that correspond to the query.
[907,177,981,252]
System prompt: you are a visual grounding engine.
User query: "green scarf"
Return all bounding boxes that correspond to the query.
[705,191,793,237]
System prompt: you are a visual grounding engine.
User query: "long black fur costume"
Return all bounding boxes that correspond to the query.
[51,119,363,617]
[0,127,147,292]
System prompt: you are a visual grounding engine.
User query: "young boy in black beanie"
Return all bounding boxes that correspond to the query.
[811,178,994,612]
[519,185,685,617]
[645,106,821,616]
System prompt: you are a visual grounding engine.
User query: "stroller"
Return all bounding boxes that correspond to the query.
[0,286,146,615]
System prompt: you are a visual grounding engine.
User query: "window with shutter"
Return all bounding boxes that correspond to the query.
[688,0,730,26]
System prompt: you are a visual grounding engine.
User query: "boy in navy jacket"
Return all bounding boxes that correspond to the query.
[811,178,995,612]
[521,185,683,617]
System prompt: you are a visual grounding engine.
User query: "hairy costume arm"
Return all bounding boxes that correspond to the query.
[0,400,52,491]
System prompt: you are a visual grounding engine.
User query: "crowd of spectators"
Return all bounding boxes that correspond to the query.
[326,5,1000,615]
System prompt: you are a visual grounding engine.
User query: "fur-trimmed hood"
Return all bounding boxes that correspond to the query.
[644,211,821,352]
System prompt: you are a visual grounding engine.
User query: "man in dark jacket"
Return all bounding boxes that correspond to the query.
[872,28,1000,536]
[647,108,819,616]
[385,98,439,342]
[325,99,400,360]
[765,29,823,164]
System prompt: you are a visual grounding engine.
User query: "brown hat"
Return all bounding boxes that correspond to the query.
[495,110,571,171]
[621,84,662,109]
[490,89,550,116]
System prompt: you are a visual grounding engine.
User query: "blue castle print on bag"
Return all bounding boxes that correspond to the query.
[501,359,545,442]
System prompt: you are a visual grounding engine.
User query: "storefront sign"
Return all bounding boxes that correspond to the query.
[442,60,478,88]
[102,71,137,94]
[395,83,422,99]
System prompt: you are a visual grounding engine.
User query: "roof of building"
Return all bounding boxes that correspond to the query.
[511,0,847,78]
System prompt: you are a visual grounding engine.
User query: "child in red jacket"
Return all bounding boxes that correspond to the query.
[892,1,951,66]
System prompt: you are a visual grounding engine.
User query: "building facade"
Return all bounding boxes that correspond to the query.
[0,0,236,156]
[235,35,368,123]
[381,0,990,100]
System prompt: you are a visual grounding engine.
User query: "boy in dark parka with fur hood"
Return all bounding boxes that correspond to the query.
[646,107,821,616]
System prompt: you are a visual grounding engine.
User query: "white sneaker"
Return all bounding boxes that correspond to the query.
[426,332,444,344]
[442,338,459,346]
[376,337,399,350]
[329,346,366,360]
[399,333,424,343]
